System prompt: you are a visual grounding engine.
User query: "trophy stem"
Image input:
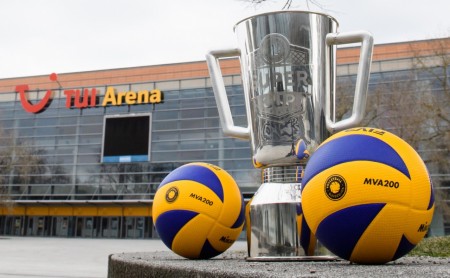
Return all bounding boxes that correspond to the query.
[247,165,303,259]
[262,165,304,183]
[247,165,337,261]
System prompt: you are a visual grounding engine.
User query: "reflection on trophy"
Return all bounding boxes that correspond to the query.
[206,11,373,260]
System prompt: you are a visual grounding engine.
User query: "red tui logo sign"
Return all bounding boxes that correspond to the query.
[15,73,163,113]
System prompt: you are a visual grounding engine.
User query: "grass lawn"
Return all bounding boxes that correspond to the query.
[408,236,450,257]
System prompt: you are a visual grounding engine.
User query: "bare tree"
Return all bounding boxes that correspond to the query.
[410,38,450,225]
[336,39,449,155]
[94,163,178,200]
[0,127,13,207]
[336,38,450,234]
[0,126,44,207]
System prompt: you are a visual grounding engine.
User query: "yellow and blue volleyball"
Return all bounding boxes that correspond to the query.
[153,162,245,259]
[295,139,310,160]
[252,157,265,168]
[301,127,434,264]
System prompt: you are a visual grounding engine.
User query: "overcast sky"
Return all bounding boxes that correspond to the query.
[0,0,448,79]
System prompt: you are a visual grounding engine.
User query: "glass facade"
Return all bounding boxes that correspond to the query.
[0,74,260,238]
[0,75,259,202]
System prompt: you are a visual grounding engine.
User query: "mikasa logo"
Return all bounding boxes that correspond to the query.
[165,187,179,203]
[417,222,430,233]
[325,175,347,201]
[219,236,234,244]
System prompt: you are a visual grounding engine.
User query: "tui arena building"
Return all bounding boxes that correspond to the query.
[0,38,448,238]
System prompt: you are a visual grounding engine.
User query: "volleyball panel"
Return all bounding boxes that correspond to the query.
[301,160,412,233]
[302,133,412,187]
[171,213,217,259]
[402,205,435,245]
[153,181,223,222]
[208,163,245,228]
[207,221,244,254]
[296,205,316,256]
[314,203,386,261]
[157,163,224,202]
[226,194,245,230]
[403,157,434,210]
[349,203,409,264]
[154,210,199,253]
[314,127,434,210]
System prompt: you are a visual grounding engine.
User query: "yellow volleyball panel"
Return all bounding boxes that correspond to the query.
[204,164,243,228]
[218,188,243,228]
[350,204,408,264]
[302,161,412,233]
[153,181,223,221]
[171,214,216,259]
[407,164,433,210]
[207,221,244,253]
[403,205,435,244]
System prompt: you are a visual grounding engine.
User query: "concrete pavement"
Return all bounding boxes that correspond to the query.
[2,236,450,278]
[109,251,450,278]
[0,237,244,278]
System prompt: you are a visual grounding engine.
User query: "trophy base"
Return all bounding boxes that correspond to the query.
[245,255,340,262]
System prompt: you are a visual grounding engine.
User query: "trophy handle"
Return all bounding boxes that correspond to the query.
[206,49,251,140]
[325,31,374,133]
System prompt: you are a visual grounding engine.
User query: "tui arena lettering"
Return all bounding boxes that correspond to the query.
[15,74,164,113]
[101,87,162,106]
[189,192,214,206]
[363,178,400,189]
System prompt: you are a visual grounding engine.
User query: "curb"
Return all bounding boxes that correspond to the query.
[108,251,450,278]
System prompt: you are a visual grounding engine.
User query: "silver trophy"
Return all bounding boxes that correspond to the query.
[206,11,373,260]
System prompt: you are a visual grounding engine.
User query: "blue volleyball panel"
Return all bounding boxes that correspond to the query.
[427,179,435,210]
[158,165,224,202]
[231,195,245,229]
[199,239,222,259]
[316,203,386,260]
[427,190,435,210]
[155,210,198,249]
[300,216,312,254]
[302,135,410,190]
[296,203,302,215]
[392,235,416,261]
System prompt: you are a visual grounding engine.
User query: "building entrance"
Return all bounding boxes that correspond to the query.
[0,204,155,238]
